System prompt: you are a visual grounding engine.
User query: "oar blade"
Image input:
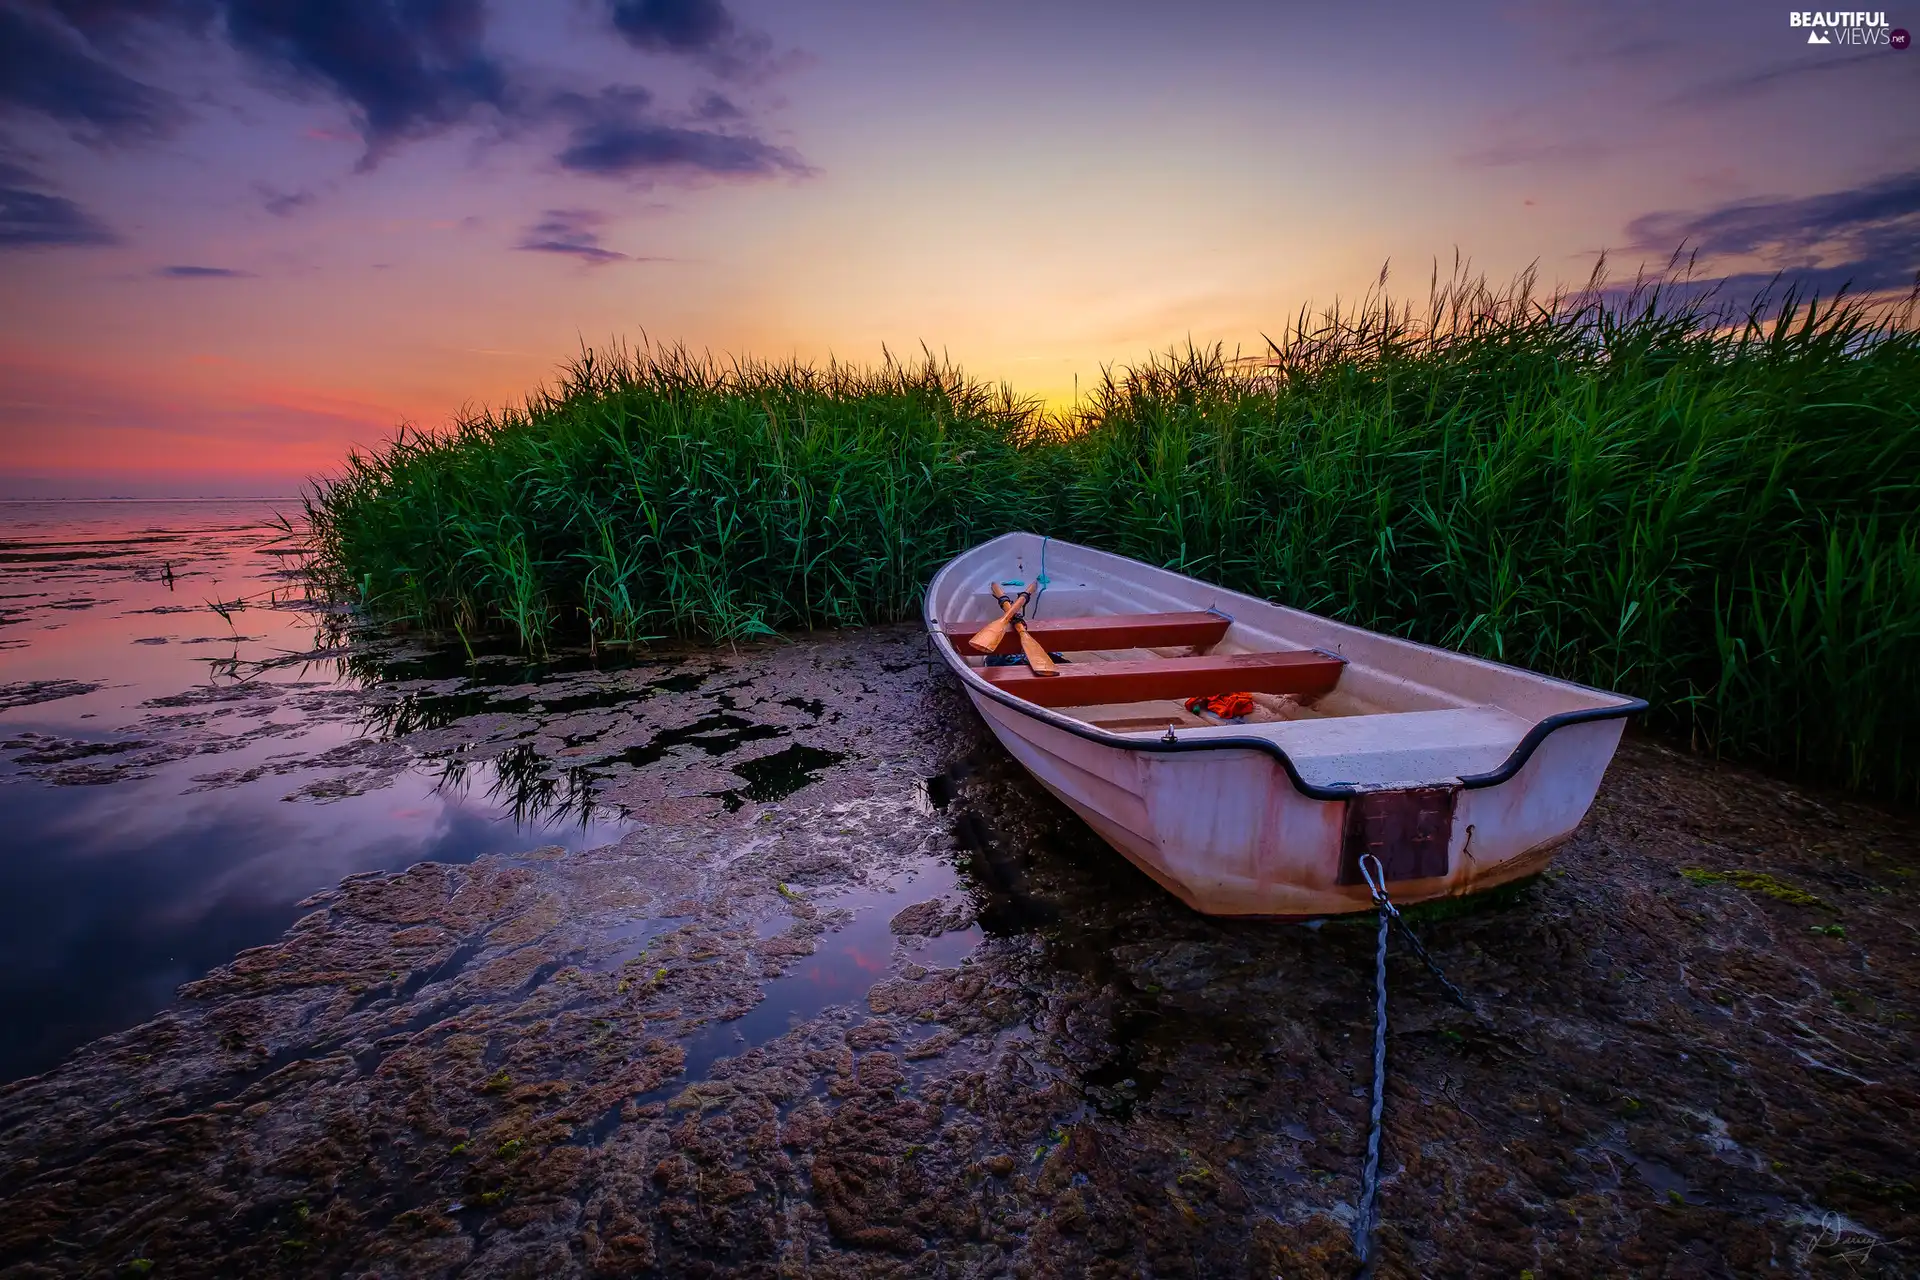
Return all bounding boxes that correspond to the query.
[1017,623,1058,675]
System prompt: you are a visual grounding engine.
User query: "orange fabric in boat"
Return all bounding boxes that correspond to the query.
[1184,692,1256,720]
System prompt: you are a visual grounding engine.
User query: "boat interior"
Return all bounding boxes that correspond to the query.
[938,595,1351,731]
[936,569,1627,790]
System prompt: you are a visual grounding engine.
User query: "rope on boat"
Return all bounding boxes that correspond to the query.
[1031,536,1051,618]
[1350,853,1482,1275]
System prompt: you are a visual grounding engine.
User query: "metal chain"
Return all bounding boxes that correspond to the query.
[1386,909,1480,1018]
[1354,894,1390,1272]
[1349,854,1488,1275]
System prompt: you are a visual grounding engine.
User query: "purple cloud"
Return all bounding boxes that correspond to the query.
[515,209,630,265]
[0,161,117,248]
[1626,169,1920,293]
[551,86,806,180]
[0,3,179,143]
[605,0,772,78]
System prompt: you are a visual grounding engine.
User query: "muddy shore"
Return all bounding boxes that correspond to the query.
[1,625,1916,1278]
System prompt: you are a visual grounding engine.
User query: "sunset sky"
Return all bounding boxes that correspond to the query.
[0,0,1914,497]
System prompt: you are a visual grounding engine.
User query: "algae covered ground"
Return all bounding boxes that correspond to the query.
[2,628,1915,1278]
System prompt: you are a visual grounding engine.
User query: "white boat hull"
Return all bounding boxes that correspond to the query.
[927,534,1641,917]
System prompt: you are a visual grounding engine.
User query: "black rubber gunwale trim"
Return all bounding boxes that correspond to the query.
[926,624,1646,802]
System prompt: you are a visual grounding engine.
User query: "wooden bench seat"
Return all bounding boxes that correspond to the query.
[978,649,1345,708]
[942,610,1229,657]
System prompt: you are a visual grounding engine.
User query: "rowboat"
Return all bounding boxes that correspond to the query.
[925,533,1645,917]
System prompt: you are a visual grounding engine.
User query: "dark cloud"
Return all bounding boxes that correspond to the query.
[0,2,807,189]
[1622,170,1920,300]
[1628,170,1920,257]
[155,263,249,276]
[694,89,741,121]
[254,182,315,216]
[608,0,730,52]
[558,121,797,177]
[0,3,178,141]
[553,85,805,179]
[1628,170,1920,281]
[2,1,510,155]
[1641,266,1918,311]
[219,0,508,153]
[41,1,212,33]
[0,161,117,247]
[514,209,628,264]
[605,0,770,78]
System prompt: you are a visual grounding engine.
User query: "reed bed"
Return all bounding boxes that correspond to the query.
[306,269,1920,799]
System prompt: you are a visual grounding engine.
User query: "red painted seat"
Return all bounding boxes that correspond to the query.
[977,649,1345,708]
[941,610,1229,657]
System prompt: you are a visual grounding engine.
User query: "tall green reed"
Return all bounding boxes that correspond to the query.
[305,271,1920,800]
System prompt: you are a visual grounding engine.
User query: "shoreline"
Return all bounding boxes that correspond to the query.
[3,626,1915,1276]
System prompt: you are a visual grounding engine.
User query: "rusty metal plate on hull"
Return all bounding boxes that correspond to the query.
[1337,786,1457,884]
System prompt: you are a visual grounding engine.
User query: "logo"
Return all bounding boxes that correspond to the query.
[1788,10,1896,44]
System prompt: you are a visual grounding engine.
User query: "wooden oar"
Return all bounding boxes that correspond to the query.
[967,580,1032,654]
[984,582,1058,677]
[1013,613,1059,676]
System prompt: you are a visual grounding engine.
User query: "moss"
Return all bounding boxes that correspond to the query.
[1400,875,1540,924]
[1826,1169,1916,1207]
[1315,874,1541,933]
[1678,868,1831,910]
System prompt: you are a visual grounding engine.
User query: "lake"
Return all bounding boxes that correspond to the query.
[0,500,628,1081]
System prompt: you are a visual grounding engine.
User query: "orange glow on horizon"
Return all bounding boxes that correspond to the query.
[1,2,1908,496]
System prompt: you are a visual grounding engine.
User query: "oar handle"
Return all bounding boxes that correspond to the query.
[966,580,1033,654]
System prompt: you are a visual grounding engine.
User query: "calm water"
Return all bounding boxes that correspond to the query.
[0,500,628,1081]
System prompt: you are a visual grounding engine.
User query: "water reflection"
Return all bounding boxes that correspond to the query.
[0,765,617,1081]
[0,500,630,1081]
[438,742,606,829]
